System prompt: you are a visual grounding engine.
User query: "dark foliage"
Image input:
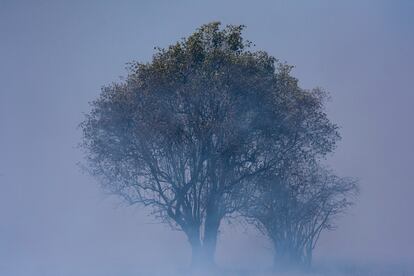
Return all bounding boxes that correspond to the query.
[80,22,341,267]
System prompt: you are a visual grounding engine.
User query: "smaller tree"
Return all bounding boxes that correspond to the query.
[244,160,358,269]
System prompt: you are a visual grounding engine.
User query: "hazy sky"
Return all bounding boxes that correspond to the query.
[1,1,413,275]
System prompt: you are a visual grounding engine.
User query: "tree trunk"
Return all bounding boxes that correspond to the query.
[187,225,219,269]
[303,242,313,268]
[202,200,221,267]
[187,226,204,268]
[202,222,219,267]
[188,206,221,269]
[190,239,217,269]
[190,240,203,268]
[190,241,216,269]
[272,240,300,270]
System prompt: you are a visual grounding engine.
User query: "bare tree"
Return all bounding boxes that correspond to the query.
[80,22,339,267]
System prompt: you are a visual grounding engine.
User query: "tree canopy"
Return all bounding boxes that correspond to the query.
[80,22,343,267]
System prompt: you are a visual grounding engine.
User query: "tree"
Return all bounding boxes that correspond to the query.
[244,159,358,269]
[80,22,339,267]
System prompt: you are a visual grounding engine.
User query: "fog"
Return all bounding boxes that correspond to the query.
[1,1,413,275]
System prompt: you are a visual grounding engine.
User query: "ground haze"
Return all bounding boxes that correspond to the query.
[1,1,413,275]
